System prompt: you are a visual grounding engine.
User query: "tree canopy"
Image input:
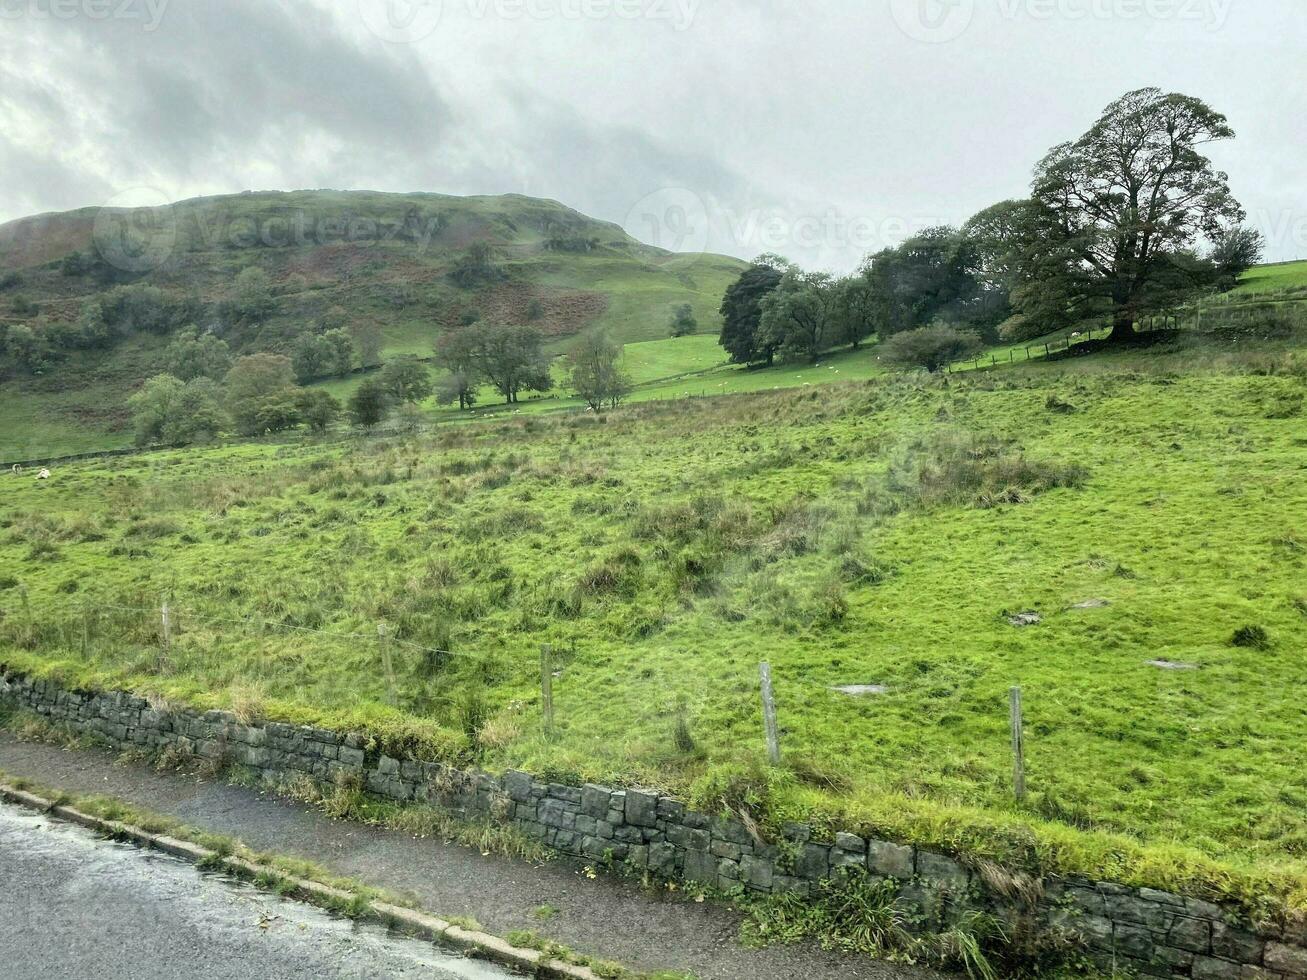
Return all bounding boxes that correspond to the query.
[1025,87,1246,341]
[567,329,631,411]
[719,260,784,366]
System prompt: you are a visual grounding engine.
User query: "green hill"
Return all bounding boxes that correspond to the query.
[0,190,747,459]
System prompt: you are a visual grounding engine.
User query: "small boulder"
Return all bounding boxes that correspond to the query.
[1008,612,1042,627]
[1070,599,1110,610]
[831,685,888,697]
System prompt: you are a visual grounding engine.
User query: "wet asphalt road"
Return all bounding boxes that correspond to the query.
[0,803,514,980]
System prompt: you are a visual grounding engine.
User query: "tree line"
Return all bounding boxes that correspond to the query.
[129,317,640,446]
[720,88,1264,372]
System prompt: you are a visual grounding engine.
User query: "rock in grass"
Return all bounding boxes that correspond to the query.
[1147,660,1200,671]
[1008,612,1043,627]
[831,685,888,697]
[1070,598,1111,610]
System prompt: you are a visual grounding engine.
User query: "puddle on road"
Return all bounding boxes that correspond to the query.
[0,803,515,979]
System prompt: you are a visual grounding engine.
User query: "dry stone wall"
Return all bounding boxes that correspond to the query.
[3,668,1304,980]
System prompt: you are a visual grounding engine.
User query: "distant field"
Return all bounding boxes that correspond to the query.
[1231,258,1307,294]
[4,338,1307,911]
[2,260,1299,462]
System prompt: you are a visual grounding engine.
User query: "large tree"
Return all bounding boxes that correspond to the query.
[434,328,482,410]
[1028,87,1245,342]
[471,323,553,404]
[758,269,838,363]
[830,274,878,350]
[225,353,300,435]
[165,327,232,382]
[381,355,434,404]
[568,328,631,411]
[128,374,225,446]
[863,227,985,340]
[719,259,784,366]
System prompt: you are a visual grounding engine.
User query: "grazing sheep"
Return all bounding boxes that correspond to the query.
[10,464,18,475]
[37,468,51,480]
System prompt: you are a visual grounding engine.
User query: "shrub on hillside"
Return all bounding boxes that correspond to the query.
[880,324,983,373]
[865,431,1088,513]
[1231,625,1271,650]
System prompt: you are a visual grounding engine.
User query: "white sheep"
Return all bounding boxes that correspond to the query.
[37,468,51,480]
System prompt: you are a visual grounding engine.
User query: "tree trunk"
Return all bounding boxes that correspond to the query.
[1107,307,1139,344]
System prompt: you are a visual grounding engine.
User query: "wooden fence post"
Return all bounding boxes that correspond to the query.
[540,643,555,733]
[759,662,781,765]
[161,599,171,652]
[378,624,396,706]
[1010,686,1026,802]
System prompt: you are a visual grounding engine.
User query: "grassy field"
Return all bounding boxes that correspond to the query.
[1231,259,1307,295]
[3,246,1300,462]
[3,333,1306,911]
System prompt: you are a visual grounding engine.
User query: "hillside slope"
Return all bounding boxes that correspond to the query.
[0,190,746,458]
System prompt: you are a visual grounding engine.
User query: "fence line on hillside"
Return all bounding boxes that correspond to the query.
[10,591,1044,799]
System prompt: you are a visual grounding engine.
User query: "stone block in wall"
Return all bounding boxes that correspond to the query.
[711,816,753,847]
[614,825,644,845]
[554,831,579,853]
[580,784,611,818]
[796,843,830,881]
[648,842,677,878]
[916,851,969,892]
[718,859,740,887]
[548,784,582,804]
[656,798,685,822]
[337,745,365,768]
[867,839,915,879]
[625,789,659,828]
[741,854,773,890]
[1212,923,1266,964]
[711,840,742,862]
[667,825,709,851]
[1192,955,1244,980]
[1114,923,1157,961]
[684,849,718,888]
[1075,915,1115,952]
[1266,942,1307,977]
[1140,888,1189,908]
[627,844,648,869]
[1239,966,1278,980]
[835,832,866,855]
[1107,893,1173,932]
[540,799,572,829]
[1169,915,1214,955]
[682,811,709,831]
[1152,944,1195,972]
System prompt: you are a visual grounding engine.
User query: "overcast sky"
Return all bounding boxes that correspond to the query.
[1,0,1303,271]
